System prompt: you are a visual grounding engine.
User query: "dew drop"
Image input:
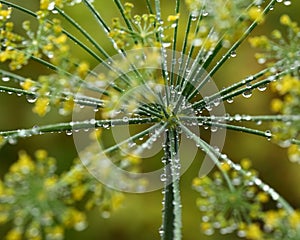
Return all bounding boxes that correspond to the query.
[283,0,291,6]
[242,90,252,98]
[47,2,55,10]
[31,125,40,134]
[66,130,73,136]
[230,51,237,58]
[234,114,242,121]
[256,120,262,125]
[226,98,234,103]
[160,173,167,182]
[201,10,209,17]
[257,84,267,91]
[2,76,10,82]
[8,137,17,145]
[192,38,202,47]
[258,57,266,64]
[210,126,218,132]
[123,116,129,122]
[162,42,171,48]
[265,130,272,139]
[26,94,37,103]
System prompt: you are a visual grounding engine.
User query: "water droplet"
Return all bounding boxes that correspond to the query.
[192,38,202,47]
[242,90,252,98]
[258,57,266,64]
[158,227,164,237]
[257,84,267,91]
[226,98,234,103]
[2,76,10,82]
[234,114,242,121]
[160,173,167,182]
[8,137,17,145]
[162,42,171,48]
[210,126,218,132]
[31,125,40,134]
[201,10,208,17]
[230,51,237,58]
[265,130,272,139]
[26,94,37,103]
[18,129,27,137]
[283,0,291,6]
[123,116,129,122]
[66,130,73,136]
[191,13,198,21]
[47,2,55,10]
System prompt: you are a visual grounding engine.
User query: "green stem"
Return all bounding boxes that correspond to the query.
[180,115,300,123]
[0,117,160,138]
[161,129,175,240]
[179,123,234,191]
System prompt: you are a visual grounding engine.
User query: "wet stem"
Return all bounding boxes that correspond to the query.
[162,127,181,240]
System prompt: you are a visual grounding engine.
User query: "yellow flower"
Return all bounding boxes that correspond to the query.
[241,158,252,170]
[21,79,34,91]
[61,97,74,115]
[192,177,202,187]
[111,192,124,211]
[33,97,50,116]
[248,6,264,23]
[40,0,50,10]
[271,98,283,112]
[71,184,87,201]
[44,176,58,188]
[35,149,48,160]
[245,223,263,240]
[6,228,22,240]
[280,14,291,26]
[249,36,270,49]
[10,151,35,174]
[45,226,64,239]
[288,211,300,228]
[288,145,300,163]
[256,192,269,203]
[167,14,180,22]
[278,75,300,95]
[77,62,90,78]
[264,210,280,227]
[220,162,230,172]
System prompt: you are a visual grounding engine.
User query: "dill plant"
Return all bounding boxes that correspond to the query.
[0,0,299,240]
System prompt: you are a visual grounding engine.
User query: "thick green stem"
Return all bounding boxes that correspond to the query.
[162,129,175,240]
[161,127,182,240]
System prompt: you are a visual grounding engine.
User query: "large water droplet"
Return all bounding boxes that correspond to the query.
[283,0,291,6]
[26,94,37,103]
[230,51,237,58]
[160,173,167,182]
[242,90,252,98]
[2,76,10,82]
[257,84,267,91]
[265,130,272,140]
[226,98,234,104]
[66,130,73,136]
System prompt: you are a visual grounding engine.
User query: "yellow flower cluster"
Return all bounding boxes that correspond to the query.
[193,158,270,237]
[249,15,300,71]
[185,0,265,48]
[194,158,300,239]
[0,150,127,240]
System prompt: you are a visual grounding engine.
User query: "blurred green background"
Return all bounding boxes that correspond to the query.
[0,1,300,239]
